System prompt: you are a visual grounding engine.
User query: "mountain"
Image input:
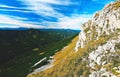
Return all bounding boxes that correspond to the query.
[27,1,120,77]
[0,29,79,77]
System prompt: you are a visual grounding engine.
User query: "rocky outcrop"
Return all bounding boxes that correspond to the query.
[75,1,120,52]
[75,1,120,77]
[88,37,120,77]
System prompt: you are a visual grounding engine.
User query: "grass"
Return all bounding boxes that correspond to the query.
[27,34,109,77]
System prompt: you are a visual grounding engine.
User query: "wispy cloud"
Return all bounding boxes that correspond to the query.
[17,0,90,30]
[57,14,92,30]
[37,0,75,5]
[19,0,77,18]
[0,0,114,30]
[0,4,18,8]
[46,14,92,30]
[0,4,31,13]
[0,14,45,28]
[0,9,30,13]
[0,0,94,30]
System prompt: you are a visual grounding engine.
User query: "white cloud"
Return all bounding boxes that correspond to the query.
[58,15,91,30]
[0,10,92,30]
[0,14,45,29]
[0,24,21,28]
[0,4,30,13]
[45,14,92,30]
[0,13,92,30]
[38,0,74,5]
[0,8,30,13]
[0,4,17,8]
[19,0,75,18]
[18,0,90,30]
[0,0,92,30]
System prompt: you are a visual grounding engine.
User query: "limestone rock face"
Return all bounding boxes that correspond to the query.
[75,1,120,77]
[75,1,120,51]
[88,37,120,77]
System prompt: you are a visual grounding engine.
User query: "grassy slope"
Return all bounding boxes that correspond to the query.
[28,29,120,77]
[28,35,109,77]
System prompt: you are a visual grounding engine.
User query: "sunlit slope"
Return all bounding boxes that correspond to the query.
[27,33,110,77]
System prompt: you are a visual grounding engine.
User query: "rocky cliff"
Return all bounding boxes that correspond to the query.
[27,1,120,77]
[75,1,120,77]
[75,1,120,51]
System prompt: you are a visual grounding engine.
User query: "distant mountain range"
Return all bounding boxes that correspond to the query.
[0,27,28,30]
[0,27,80,31]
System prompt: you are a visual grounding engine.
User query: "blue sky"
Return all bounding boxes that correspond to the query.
[0,0,114,30]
